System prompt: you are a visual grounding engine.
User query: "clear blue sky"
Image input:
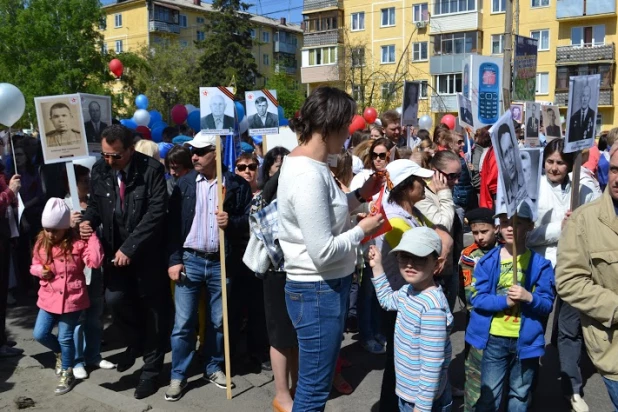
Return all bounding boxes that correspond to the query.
[100,0,303,24]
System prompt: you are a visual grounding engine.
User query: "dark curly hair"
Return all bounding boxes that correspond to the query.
[388,174,422,207]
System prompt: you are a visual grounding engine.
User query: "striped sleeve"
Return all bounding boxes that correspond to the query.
[372,273,400,311]
[415,305,448,412]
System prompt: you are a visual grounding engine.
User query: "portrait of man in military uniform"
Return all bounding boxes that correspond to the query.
[47,103,82,147]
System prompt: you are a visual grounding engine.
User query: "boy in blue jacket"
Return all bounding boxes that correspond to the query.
[465,202,555,412]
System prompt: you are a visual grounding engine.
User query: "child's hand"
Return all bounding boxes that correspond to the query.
[41,266,53,281]
[506,296,516,307]
[507,285,533,303]
[367,245,384,276]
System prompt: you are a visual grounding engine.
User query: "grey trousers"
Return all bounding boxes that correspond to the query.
[558,299,584,396]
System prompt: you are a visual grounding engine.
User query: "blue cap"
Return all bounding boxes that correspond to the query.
[251,135,263,145]
[240,141,254,153]
[172,135,192,145]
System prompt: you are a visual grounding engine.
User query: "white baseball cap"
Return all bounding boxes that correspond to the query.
[186,131,217,149]
[391,226,442,257]
[386,159,434,188]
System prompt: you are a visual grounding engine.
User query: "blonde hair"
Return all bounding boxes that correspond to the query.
[135,139,160,161]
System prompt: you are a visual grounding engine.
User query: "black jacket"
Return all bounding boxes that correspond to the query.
[83,151,168,267]
[167,169,252,268]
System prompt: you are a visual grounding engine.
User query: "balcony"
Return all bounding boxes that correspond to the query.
[554,89,613,106]
[275,64,297,75]
[149,20,180,34]
[430,52,477,75]
[275,41,297,54]
[430,94,458,113]
[303,29,342,47]
[303,0,343,13]
[301,65,341,84]
[429,11,481,34]
[556,43,615,64]
[557,0,616,19]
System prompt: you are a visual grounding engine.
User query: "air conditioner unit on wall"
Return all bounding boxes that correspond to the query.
[416,21,427,29]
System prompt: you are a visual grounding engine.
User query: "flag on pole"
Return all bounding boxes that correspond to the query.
[223,134,238,173]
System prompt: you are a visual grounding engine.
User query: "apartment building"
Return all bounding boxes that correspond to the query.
[303,0,616,130]
[101,0,303,88]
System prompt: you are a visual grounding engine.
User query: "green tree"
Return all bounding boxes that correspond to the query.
[0,0,112,127]
[265,71,305,118]
[198,0,259,97]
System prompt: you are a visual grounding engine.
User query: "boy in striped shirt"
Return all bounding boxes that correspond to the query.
[369,227,453,412]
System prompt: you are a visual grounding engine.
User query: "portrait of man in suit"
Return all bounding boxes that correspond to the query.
[84,101,108,143]
[248,96,278,129]
[544,108,561,139]
[525,103,539,138]
[46,103,82,148]
[568,85,596,142]
[200,94,234,132]
[459,94,473,128]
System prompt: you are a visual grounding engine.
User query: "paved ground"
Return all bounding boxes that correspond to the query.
[1,294,614,412]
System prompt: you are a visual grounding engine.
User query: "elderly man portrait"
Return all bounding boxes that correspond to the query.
[568,85,596,142]
[201,95,234,132]
[84,101,108,143]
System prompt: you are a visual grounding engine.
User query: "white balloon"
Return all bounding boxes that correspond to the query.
[373,119,382,126]
[0,83,26,127]
[418,115,433,131]
[133,109,151,127]
[185,104,198,114]
[396,106,403,114]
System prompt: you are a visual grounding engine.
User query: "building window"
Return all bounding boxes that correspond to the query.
[196,17,205,24]
[250,29,256,38]
[351,48,365,67]
[179,14,187,28]
[531,0,549,7]
[114,13,122,28]
[492,0,506,13]
[434,0,476,16]
[381,8,395,27]
[412,42,428,61]
[352,84,365,101]
[308,46,337,66]
[262,31,270,43]
[491,34,504,54]
[180,40,189,47]
[263,54,270,65]
[115,40,123,53]
[99,17,107,30]
[413,3,429,22]
[197,31,205,41]
[419,80,428,98]
[536,72,549,94]
[381,45,396,63]
[530,29,549,51]
[433,32,478,55]
[351,12,365,31]
[381,82,396,99]
[435,73,462,94]
[102,43,108,55]
[571,25,605,47]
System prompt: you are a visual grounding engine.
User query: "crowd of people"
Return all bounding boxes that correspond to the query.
[1,86,618,412]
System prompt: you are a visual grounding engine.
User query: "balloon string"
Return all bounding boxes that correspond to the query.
[9,127,17,175]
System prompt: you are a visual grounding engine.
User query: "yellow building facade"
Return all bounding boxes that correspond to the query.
[101,0,303,88]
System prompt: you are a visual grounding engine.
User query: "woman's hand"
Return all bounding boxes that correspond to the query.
[359,173,385,201]
[432,171,449,192]
[357,213,384,236]
[368,245,384,277]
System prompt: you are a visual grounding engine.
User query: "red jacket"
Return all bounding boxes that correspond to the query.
[479,147,498,210]
[0,173,16,217]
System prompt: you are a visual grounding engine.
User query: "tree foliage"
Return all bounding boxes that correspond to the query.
[265,71,305,118]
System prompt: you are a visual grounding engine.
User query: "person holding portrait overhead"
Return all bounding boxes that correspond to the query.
[526,103,539,138]
[496,123,524,208]
[568,85,595,142]
[201,95,234,132]
[84,101,108,143]
[248,96,278,129]
[47,103,82,147]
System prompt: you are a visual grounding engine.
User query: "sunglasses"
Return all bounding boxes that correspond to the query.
[372,152,387,160]
[236,163,258,172]
[437,169,461,181]
[192,146,215,157]
[101,152,122,160]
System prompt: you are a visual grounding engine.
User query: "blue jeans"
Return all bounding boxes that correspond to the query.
[358,266,381,343]
[603,377,618,411]
[74,272,105,368]
[477,335,538,412]
[398,384,453,412]
[286,275,352,412]
[33,309,82,370]
[171,252,228,379]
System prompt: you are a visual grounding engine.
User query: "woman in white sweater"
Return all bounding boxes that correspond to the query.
[277,86,384,412]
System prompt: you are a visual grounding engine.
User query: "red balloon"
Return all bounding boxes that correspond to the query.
[109,58,123,78]
[136,125,151,140]
[171,104,188,125]
[349,114,366,135]
[363,107,378,124]
[441,114,457,130]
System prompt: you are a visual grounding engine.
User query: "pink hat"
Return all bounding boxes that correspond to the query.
[41,198,71,230]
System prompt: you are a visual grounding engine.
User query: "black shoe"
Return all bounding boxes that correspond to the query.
[117,352,136,373]
[261,360,272,372]
[134,379,158,399]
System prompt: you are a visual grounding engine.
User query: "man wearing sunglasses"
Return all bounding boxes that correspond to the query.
[166,131,252,401]
[79,124,170,399]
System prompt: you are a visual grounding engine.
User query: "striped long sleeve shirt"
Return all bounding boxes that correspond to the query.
[372,273,453,412]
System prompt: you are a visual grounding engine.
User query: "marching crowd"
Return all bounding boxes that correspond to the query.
[1,86,618,412]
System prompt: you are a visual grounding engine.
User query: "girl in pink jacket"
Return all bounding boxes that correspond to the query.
[30,198,103,395]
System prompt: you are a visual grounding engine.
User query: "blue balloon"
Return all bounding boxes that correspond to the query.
[150,120,167,130]
[234,101,245,121]
[187,110,201,132]
[120,118,138,130]
[135,94,149,110]
[278,106,286,126]
[148,110,162,127]
[151,126,165,143]
[279,118,289,126]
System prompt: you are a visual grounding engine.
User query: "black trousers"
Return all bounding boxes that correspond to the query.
[0,238,10,346]
[379,309,398,412]
[105,268,171,381]
[557,298,584,396]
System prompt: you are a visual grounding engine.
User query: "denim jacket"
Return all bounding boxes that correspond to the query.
[465,245,555,360]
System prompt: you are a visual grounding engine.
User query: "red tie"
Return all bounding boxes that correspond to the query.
[119,171,126,210]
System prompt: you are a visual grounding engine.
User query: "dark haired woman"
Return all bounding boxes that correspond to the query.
[260,146,289,189]
[279,86,384,411]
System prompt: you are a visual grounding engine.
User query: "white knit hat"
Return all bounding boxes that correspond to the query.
[41,198,71,230]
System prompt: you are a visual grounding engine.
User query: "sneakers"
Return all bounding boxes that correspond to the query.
[164,379,187,402]
[570,394,589,412]
[0,344,23,358]
[374,334,387,347]
[54,369,75,395]
[73,366,88,379]
[362,339,386,355]
[96,359,116,370]
[54,353,62,376]
[206,371,235,389]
